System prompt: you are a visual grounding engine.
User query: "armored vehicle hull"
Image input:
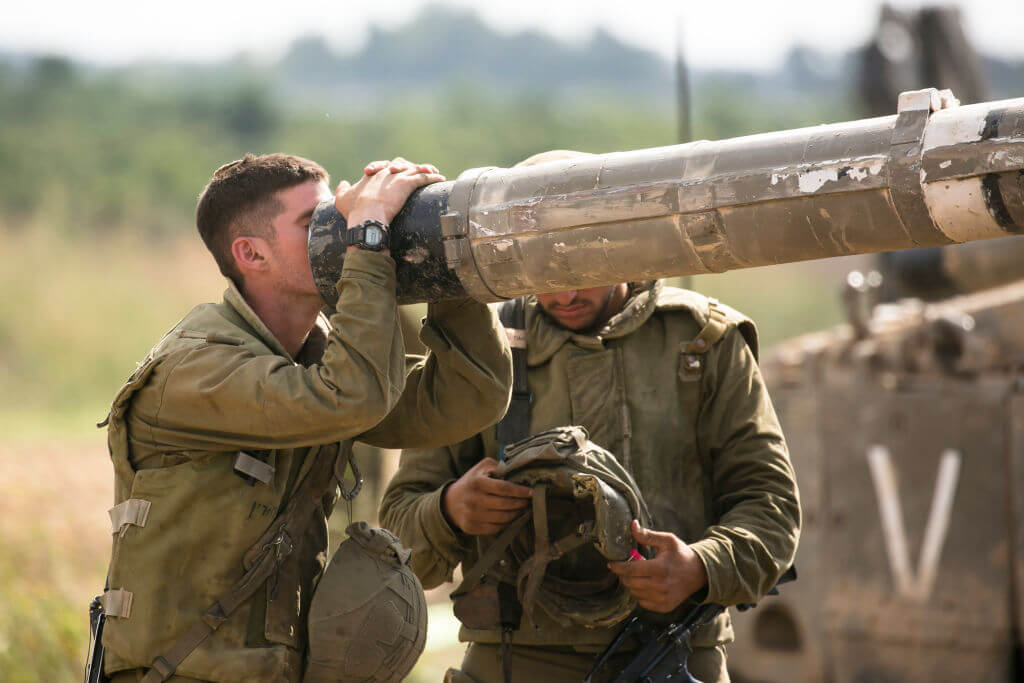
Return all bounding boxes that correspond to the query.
[729,277,1024,682]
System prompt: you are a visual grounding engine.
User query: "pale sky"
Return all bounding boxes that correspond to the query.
[3,0,1022,71]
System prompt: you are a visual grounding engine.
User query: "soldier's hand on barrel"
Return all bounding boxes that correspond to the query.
[607,520,709,613]
[336,159,445,227]
[363,157,440,176]
[442,458,533,535]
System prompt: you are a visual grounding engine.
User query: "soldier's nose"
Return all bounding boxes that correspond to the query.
[553,290,578,306]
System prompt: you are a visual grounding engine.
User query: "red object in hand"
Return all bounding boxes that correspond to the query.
[628,549,645,562]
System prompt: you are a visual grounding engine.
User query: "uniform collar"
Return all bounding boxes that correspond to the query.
[525,281,662,366]
[222,279,330,364]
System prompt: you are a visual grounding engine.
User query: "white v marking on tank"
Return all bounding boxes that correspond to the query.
[866,446,962,601]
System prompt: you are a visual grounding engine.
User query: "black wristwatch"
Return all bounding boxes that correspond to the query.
[346,219,390,251]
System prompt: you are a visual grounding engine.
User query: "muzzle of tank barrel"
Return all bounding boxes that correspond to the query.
[309,89,1024,306]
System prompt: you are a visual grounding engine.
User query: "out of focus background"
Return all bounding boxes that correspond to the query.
[1,1,1022,681]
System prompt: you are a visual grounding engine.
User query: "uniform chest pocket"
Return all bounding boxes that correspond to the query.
[566,350,622,453]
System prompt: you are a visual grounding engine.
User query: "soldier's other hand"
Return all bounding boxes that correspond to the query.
[607,520,709,613]
[442,458,533,536]
[363,158,440,176]
[336,158,445,227]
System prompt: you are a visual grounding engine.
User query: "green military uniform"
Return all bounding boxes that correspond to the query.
[380,280,801,682]
[101,250,512,682]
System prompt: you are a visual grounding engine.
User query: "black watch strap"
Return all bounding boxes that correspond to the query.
[346,219,390,251]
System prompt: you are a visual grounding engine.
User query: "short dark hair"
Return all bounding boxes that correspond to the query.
[196,153,328,284]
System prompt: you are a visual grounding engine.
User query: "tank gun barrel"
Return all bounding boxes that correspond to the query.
[309,89,1024,305]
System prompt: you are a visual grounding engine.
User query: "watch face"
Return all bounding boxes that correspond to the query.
[365,226,383,247]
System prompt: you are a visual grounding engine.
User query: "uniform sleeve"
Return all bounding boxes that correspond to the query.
[133,250,407,451]
[687,328,802,606]
[359,298,513,449]
[378,436,482,589]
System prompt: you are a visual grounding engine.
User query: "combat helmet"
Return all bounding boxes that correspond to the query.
[304,522,427,683]
[456,427,653,629]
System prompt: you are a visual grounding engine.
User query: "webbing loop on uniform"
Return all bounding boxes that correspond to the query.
[150,656,174,679]
[685,298,727,354]
[108,499,151,537]
[100,588,134,619]
[233,452,275,485]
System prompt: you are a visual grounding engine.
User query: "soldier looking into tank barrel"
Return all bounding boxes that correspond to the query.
[380,152,801,683]
[90,153,514,683]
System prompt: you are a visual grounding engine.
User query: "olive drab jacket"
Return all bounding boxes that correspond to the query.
[100,250,512,682]
[380,281,801,650]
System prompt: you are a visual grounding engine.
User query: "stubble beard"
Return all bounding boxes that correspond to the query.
[543,286,622,335]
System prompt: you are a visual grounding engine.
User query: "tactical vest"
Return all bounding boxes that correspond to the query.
[99,330,352,682]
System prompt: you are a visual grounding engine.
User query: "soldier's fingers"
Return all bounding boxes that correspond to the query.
[474,492,531,511]
[397,171,446,186]
[471,457,500,473]
[476,476,533,498]
[606,560,632,577]
[389,156,412,173]
[364,160,389,175]
[470,508,526,525]
[607,560,656,579]
[617,574,660,592]
[416,163,439,174]
[630,520,676,549]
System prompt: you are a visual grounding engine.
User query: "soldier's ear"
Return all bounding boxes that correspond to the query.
[231,236,270,276]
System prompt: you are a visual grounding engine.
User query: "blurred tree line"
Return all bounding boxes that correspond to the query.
[0,56,279,235]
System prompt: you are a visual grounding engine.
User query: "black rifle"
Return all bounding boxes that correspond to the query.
[84,595,110,683]
[584,566,797,683]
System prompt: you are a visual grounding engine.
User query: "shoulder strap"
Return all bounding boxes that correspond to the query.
[494,298,531,460]
[140,443,349,683]
[684,298,728,355]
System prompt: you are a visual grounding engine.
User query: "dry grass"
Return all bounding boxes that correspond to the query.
[0,226,225,440]
[0,439,111,681]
